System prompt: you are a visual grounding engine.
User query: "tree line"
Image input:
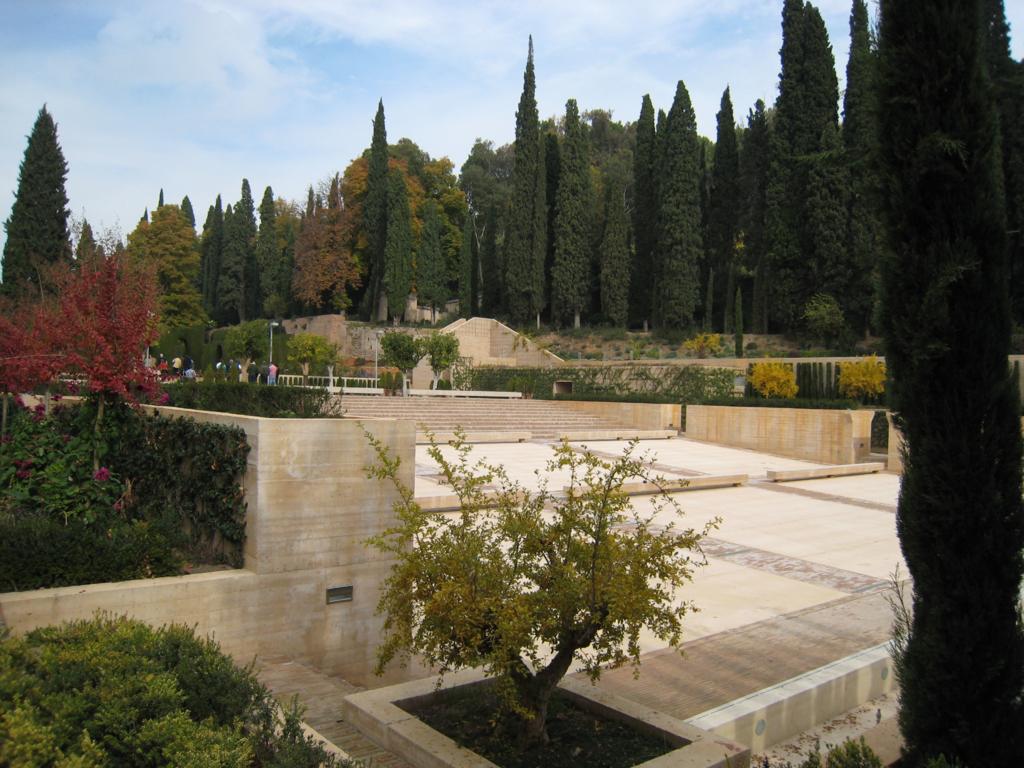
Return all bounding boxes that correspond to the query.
[3,0,1021,340]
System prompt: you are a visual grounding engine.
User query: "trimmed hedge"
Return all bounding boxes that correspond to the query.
[697,396,861,409]
[460,364,735,403]
[0,615,349,767]
[163,380,340,418]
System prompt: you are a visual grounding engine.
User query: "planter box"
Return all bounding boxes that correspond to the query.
[685,405,874,465]
[342,669,750,768]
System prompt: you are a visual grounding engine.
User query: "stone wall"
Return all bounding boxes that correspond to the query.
[558,400,682,432]
[0,409,416,687]
[685,405,874,465]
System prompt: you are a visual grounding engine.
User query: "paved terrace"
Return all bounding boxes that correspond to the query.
[262,435,903,762]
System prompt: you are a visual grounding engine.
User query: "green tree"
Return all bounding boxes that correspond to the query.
[631,95,658,328]
[266,198,299,318]
[157,188,164,208]
[480,206,501,316]
[457,213,475,318]
[806,125,850,302]
[255,185,277,316]
[127,205,206,331]
[599,177,629,327]
[200,196,223,319]
[384,168,413,321]
[364,101,390,320]
[74,219,102,265]
[287,332,338,385]
[655,81,703,330]
[223,319,268,371]
[878,0,1024,762]
[367,436,712,749]
[379,331,424,396]
[219,180,257,323]
[417,201,446,322]
[423,332,460,389]
[551,99,591,328]
[2,106,72,296]
[741,100,772,333]
[707,88,741,332]
[733,286,744,356]
[842,0,884,335]
[180,195,195,228]
[504,37,547,326]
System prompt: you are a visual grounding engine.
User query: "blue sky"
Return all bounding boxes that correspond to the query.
[2,0,1022,250]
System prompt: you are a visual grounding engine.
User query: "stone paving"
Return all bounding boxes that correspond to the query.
[262,435,904,762]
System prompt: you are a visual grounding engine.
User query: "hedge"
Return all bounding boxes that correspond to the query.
[459,364,735,403]
[163,380,341,418]
[0,615,350,767]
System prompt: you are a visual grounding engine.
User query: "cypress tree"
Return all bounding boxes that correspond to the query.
[364,100,389,320]
[180,196,195,228]
[458,214,475,318]
[2,105,71,295]
[504,37,545,325]
[734,286,744,356]
[878,0,1024,763]
[631,95,658,327]
[384,168,413,321]
[219,180,256,323]
[551,99,591,328]
[530,133,548,327]
[74,219,102,264]
[418,201,446,322]
[655,81,703,330]
[599,177,629,327]
[707,87,741,332]
[806,125,850,303]
[157,188,164,208]
[843,0,884,335]
[480,206,501,316]
[742,100,772,334]
[703,269,714,332]
[200,196,224,318]
[255,185,277,317]
[544,130,561,317]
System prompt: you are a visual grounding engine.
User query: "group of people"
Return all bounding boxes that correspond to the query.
[152,354,279,384]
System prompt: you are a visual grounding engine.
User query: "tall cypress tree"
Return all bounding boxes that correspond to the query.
[707,87,741,332]
[2,106,71,295]
[599,177,630,327]
[631,95,658,327]
[364,100,389,320]
[75,219,100,264]
[200,196,224,318]
[544,130,561,318]
[805,124,850,302]
[551,99,591,328]
[180,196,195,228]
[219,180,256,323]
[879,0,1024,764]
[384,168,413,321]
[255,185,277,317]
[655,81,703,330]
[505,37,546,325]
[418,201,446,322]
[458,214,475,318]
[741,100,772,333]
[480,206,501,316]
[157,188,164,209]
[843,0,883,335]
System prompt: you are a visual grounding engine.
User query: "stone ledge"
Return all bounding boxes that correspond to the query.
[561,475,749,497]
[559,429,677,441]
[765,463,885,482]
[342,669,749,768]
[416,431,531,444]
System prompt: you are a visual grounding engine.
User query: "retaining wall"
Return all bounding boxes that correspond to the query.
[685,405,874,465]
[558,400,682,432]
[0,409,415,687]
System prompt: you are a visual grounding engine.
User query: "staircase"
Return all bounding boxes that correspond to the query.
[341,395,675,442]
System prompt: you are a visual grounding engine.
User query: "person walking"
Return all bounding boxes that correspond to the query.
[268,361,278,385]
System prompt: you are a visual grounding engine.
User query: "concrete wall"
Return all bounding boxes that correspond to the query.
[0,409,416,687]
[686,405,874,465]
[558,400,682,432]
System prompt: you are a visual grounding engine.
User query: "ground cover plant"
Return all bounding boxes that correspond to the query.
[366,432,715,752]
[0,615,348,767]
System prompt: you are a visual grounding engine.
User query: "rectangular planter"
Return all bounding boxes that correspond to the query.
[342,669,750,768]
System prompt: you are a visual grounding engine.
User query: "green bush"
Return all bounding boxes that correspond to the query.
[0,616,349,767]
[163,380,339,418]
[697,396,859,410]
[461,364,735,403]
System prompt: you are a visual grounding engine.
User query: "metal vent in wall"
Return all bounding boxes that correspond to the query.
[326,585,353,604]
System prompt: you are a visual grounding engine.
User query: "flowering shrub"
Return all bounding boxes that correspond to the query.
[838,355,887,401]
[749,362,799,399]
[681,332,723,358]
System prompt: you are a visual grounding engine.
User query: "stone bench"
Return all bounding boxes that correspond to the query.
[765,462,885,482]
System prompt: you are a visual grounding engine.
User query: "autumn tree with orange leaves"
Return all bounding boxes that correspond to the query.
[292,174,362,312]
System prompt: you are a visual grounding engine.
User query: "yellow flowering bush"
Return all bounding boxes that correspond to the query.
[749,361,798,399]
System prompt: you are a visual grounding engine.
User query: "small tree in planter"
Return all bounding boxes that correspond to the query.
[379,331,424,396]
[224,320,269,378]
[366,434,716,749]
[423,332,460,389]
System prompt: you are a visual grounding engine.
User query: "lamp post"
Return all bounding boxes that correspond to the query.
[269,321,280,363]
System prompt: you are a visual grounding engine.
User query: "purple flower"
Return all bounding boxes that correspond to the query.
[15,469,30,480]
[94,467,111,482]
[158,391,171,405]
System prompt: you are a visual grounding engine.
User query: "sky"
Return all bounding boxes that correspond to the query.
[1,0,1023,252]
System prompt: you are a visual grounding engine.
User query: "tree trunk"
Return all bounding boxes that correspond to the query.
[509,642,579,749]
[377,294,389,323]
[573,310,580,329]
